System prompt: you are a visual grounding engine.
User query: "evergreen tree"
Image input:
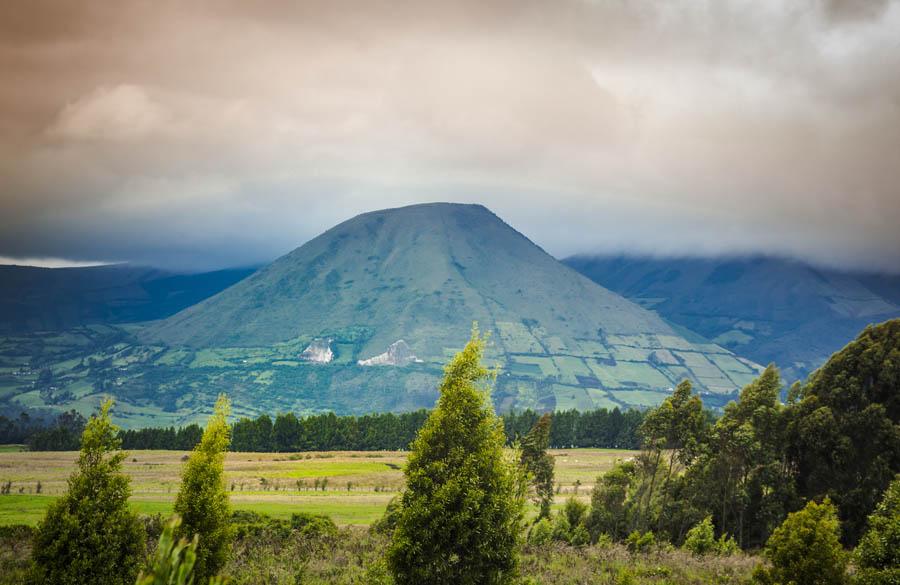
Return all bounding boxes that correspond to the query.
[787,319,900,543]
[174,395,233,584]
[632,379,707,536]
[520,413,555,520]
[854,475,900,585]
[31,399,146,585]
[696,366,794,548]
[753,498,847,585]
[387,327,526,584]
[586,461,635,541]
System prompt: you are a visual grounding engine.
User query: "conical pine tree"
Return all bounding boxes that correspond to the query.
[387,327,525,585]
[31,399,146,585]
[174,394,233,583]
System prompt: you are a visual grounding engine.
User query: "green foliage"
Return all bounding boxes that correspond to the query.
[289,512,338,539]
[586,461,635,541]
[753,498,847,585]
[624,531,655,553]
[694,365,794,548]
[569,523,590,547]
[633,380,708,537]
[562,497,588,531]
[136,516,226,585]
[174,395,233,584]
[520,413,555,520]
[683,516,716,556]
[788,320,900,544]
[527,518,553,546]
[30,399,146,585]
[551,512,573,543]
[854,475,900,585]
[387,327,526,585]
[715,533,740,556]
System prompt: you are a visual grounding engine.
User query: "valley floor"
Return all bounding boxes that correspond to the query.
[0,448,634,526]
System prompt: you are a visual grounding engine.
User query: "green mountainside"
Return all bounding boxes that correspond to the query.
[564,255,900,380]
[0,204,762,426]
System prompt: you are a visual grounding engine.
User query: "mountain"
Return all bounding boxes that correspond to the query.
[1,204,763,425]
[564,255,900,380]
[139,204,760,411]
[0,264,255,333]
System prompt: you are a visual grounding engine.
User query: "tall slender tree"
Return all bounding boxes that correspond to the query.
[174,395,233,584]
[387,327,526,584]
[520,413,555,520]
[31,399,146,585]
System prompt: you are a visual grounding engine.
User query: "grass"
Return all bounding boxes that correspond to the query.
[0,448,636,526]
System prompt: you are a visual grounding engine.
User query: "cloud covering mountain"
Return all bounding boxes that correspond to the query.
[1,0,899,271]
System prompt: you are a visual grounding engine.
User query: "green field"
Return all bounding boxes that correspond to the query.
[0,448,637,526]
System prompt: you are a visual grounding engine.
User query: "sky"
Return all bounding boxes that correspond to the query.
[1,0,899,272]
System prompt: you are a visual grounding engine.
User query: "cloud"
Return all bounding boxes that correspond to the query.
[48,84,170,141]
[0,0,898,272]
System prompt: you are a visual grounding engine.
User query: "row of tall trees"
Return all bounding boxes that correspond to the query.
[581,320,900,550]
[101,406,644,452]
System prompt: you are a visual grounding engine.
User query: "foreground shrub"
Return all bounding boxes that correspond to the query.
[625,530,656,553]
[174,395,233,584]
[854,475,900,585]
[753,498,847,585]
[290,512,338,539]
[31,399,146,585]
[136,516,226,585]
[527,518,553,546]
[387,328,526,584]
[683,516,716,555]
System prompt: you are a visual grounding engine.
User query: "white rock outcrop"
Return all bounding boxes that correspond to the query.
[300,338,334,363]
[357,340,422,367]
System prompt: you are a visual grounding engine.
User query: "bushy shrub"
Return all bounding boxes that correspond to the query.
[716,533,740,556]
[563,497,588,530]
[551,512,572,543]
[854,475,900,585]
[136,516,226,585]
[569,523,590,547]
[625,530,655,553]
[30,399,146,585]
[231,512,291,542]
[527,518,553,546]
[753,498,847,585]
[683,516,716,556]
[290,512,339,539]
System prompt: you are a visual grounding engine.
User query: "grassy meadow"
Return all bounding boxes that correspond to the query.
[0,447,636,527]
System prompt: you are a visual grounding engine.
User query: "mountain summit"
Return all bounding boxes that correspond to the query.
[144,203,760,413]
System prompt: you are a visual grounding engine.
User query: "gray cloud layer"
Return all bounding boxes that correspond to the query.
[1,0,899,271]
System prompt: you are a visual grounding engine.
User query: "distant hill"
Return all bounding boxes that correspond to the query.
[0,264,255,333]
[564,255,900,380]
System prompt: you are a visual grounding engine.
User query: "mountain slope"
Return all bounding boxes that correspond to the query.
[564,255,900,380]
[143,203,760,409]
[0,264,255,333]
[148,203,666,356]
[1,204,763,424]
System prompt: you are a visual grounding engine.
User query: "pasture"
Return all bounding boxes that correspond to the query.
[0,448,636,526]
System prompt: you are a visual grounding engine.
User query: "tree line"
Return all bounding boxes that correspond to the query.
[10,405,645,453]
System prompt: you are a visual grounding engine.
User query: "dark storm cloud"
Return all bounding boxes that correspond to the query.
[1,0,899,271]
